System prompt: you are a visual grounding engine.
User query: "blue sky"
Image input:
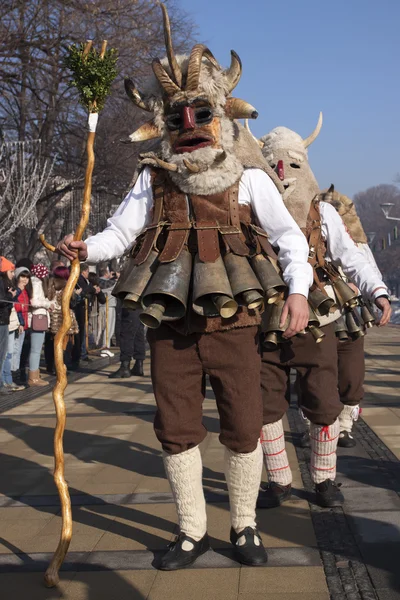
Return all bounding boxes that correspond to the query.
[179,0,400,197]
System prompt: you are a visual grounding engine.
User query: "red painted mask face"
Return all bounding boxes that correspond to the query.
[277,159,284,181]
[165,99,221,154]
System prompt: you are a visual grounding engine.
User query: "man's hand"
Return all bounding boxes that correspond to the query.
[375,296,391,327]
[281,293,309,338]
[56,234,88,262]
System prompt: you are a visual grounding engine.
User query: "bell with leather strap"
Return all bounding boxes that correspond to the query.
[192,254,238,318]
[140,249,192,328]
[250,254,286,304]
[308,287,337,316]
[331,277,359,310]
[112,250,159,309]
[345,310,365,339]
[306,305,325,343]
[223,252,264,310]
[334,315,349,341]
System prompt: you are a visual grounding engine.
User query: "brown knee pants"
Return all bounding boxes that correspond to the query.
[147,324,262,455]
[338,335,365,406]
[261,323,342,426]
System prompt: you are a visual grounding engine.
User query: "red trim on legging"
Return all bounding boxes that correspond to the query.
[311,465,335,470]
[260,434,284,443]
[268,465,290,471]
[310,434,339,443]
[312,450,336,457]
[263,448,286,457]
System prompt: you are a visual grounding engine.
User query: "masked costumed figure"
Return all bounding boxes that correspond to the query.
[252,114,391,508]
[308,187,387,448]
[57,4,313,569]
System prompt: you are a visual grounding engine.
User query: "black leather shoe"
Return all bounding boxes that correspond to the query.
[131,359,144,376]
[159,533,210,570]
[315,479,344,507]
[230,527,268,566]
[257,482,292,508]
[338,431,356,448]
[109,361,131,379]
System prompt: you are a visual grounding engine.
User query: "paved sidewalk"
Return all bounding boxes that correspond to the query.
[0,327,399,599]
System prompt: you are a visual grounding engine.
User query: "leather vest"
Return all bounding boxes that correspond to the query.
[131,168,277,334]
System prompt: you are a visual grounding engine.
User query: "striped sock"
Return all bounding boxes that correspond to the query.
[260,420,292,486]
[310,419,340,484]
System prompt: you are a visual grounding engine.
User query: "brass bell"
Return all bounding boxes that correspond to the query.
[140,249,192,328]
[334,315,349,341]
[192,254,238,318]
[306,305,325,343]
[345,310,365,339]
[251,254,286,305]
[307,304,320,327]
[112,250,159,309]
[308,287,337,316]
[262,331,279,350]
[360,302,375,328]
[308,325,326,343]
[262,299,290,344]
[224,252,264,310]
[332,278,359,310]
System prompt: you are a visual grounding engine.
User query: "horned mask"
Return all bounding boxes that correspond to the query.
[259,113,323,229]
[124,3,259,194]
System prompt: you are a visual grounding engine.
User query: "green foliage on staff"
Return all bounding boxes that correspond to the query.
[64,43,118,113]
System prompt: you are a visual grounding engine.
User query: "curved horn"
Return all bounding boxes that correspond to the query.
[121,121,161,143]
[244,119,265,149]
[303,111,323,148]
[225,97,258,120]
[223,50,242,93]
[159,3,182,86]
[124,78,152,112]
[140,156,178,172]
[152,58,181,97]
[186,44,220,92]
[183,159,200,173]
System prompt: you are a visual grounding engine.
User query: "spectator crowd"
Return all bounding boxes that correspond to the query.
[0,255,137,394]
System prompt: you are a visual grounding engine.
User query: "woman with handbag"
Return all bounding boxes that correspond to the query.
[28,263,54,387]
[13,267,32,383]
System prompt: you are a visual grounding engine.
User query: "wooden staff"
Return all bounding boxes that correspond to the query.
[39,39,116,587]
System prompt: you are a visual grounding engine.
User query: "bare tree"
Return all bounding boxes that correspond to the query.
[0,139,55,252]
[0,0,197,258]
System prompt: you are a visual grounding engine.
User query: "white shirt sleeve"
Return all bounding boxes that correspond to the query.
[239,169,313,297]
[85,167,154,263]
[320,202,388,299]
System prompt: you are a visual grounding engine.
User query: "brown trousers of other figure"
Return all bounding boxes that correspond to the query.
[261,323,342,426]
[337,335,365,406]
[147,324,262,455]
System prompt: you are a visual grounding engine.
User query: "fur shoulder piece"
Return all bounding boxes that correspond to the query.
[319,187,367,244]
